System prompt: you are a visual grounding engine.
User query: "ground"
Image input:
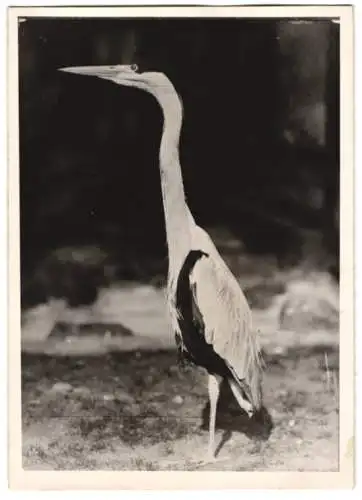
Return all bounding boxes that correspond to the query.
[22,346,339,471]
[21,251,339,471]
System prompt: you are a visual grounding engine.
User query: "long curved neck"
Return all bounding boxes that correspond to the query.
[154,89,194,269]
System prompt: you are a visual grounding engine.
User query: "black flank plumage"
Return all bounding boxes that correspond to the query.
[175,250,238,380]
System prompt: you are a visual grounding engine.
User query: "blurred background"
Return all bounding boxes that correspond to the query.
[19,16,341,471]
[19,17,339,310]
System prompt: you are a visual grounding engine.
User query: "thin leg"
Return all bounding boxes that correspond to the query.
[162,375,227,467]
[207,374,222,459]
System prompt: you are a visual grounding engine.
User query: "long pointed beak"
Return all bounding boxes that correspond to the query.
[59,65,124,78]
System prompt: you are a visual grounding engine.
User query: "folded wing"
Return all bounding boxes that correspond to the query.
[190,253,263,408]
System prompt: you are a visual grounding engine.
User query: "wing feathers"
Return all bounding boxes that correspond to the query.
[190,254,263,407]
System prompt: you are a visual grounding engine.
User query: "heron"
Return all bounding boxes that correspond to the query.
[59,63,264,461]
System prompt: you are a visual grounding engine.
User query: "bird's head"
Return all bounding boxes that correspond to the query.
[59,64,176,98]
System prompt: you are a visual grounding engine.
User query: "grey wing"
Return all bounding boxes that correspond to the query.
[190,254,262,388]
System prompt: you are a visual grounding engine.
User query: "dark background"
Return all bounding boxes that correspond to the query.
[18,18,339,308]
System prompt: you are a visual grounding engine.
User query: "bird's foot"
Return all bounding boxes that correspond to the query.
[159,455,228,470]
[191,454,229,469]
[186,447,228,467]
[206,447,216,462]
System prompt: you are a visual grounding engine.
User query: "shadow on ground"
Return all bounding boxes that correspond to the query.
[201,379,274,443]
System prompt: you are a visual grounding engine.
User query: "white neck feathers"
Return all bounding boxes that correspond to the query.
[153,88,193,276]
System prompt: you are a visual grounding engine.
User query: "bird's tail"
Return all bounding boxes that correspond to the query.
[227,355,263,412]
[227,378,255,417]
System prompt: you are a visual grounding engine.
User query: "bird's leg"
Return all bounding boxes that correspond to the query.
[228,379,254,418]
[162,375,228,467]
[207,373,222,460]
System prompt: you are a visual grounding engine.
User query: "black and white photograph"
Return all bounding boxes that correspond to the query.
[7,4,354,488]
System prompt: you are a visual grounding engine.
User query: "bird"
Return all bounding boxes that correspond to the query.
[59,63,264,462]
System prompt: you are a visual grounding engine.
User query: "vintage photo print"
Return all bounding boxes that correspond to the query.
[7,4,354,490]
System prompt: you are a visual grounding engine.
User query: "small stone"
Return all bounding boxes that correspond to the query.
[273,346,286,355]
[51,382,73,393]
[296,439,303,446]
[103,393,115,401]
[172,395,183,405]
[168,366,179,375]
[268,408,278,420]
[73,386,91,396]
[29,399,41,406]
[288,419,296,427]
[115,391,134,404]
[129,403,141,414]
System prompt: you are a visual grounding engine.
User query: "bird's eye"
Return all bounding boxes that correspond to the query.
[131,64,138,72]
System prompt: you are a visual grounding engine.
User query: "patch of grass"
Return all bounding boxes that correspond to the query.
[131,457,158,471]
[24,444,48,461]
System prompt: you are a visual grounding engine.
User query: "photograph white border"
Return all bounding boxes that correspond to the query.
[7,4,354,490]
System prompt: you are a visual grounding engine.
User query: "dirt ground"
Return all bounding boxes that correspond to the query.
[21,258,339,471]
[22,343,339,471]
